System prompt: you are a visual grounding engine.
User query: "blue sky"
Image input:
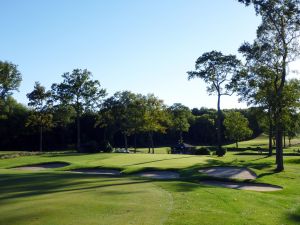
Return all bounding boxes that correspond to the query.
[1,0,263,109]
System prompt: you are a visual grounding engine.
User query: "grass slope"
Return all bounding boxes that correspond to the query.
[0,150,300,224]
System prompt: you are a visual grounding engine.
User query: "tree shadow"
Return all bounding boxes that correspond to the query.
[123,155,195,167]
[0,173,151,202]
[287,209,300,223]
[286,158,300,164]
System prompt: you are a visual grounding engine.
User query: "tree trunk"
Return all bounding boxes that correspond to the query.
[275,123,284,171]
[235,141,238,149]
[274,51,287,171]
[134,133,137,153]
[39,125,43,152]
[283,130,286,148]
[179,130,183,144]
[148,132,151,154]
[275,107,284,171]
[76,113,81,151]
[216,94,223,156]
[150,132,155,154]
[124,133,128,150]
[289,138,291,147]
[268,109,273,156]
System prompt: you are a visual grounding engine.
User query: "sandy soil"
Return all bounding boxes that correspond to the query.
[201,180,283,192]
[137,171,180,179]
[69,169,121,175]
[14,162,69,171]
[199,167,257,180]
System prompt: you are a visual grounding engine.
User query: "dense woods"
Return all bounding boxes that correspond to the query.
[0,92,263,151]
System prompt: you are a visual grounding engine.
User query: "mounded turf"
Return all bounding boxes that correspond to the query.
[1,148,300,224]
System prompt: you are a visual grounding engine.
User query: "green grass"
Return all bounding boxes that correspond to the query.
[1,150,300,224]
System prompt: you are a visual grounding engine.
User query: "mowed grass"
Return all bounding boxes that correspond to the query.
[1,148,300,224]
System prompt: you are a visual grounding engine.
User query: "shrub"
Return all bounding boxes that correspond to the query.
[216,147,227,157]
[193,147,211,155]
[79,141,99,153]
[166,147,171,154]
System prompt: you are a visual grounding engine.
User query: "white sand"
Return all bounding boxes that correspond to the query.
[69,169,121,175]
[199,167,257,180]
[201,180,283,192]
[14,162,69,171]
[137,171,179,179]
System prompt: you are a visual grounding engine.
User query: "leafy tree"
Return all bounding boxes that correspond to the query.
[224,111,253,148]
[51,104,76,147]
[52,69,106,150]
[187,51,241,156]
[238,0,300,171]
[0,61,22,118]
[285,112,300,147]
[26,82,53,151]
[235,66,277,155]
[142,94,170,154]
[0,61,22,100]
[97,91,145,151]
[168,103,193,143]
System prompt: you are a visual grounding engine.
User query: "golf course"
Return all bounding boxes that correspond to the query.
[1,136,300,225]
[1,0,300,224]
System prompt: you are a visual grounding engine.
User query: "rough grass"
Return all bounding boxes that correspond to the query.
[1,150,300,225]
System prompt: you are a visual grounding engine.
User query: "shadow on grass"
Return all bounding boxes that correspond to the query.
[123,155,195,167]
[287,209,300,223]
[286,158,300,164]
[0,173,151,202]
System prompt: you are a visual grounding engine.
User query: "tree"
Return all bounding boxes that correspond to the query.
[0,61,22,118]
[52,69,106,151]
[223,111,253,148]
[187,51,241,156]
[168,103,193,143]
[142,94,170,154]
[26,82,53,151]
[0,61,22,100]
[237,0,300,171]
[234,66,277,156]
[97,91,145,151]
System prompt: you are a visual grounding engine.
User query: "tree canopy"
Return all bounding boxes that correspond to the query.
[188,51,241,156]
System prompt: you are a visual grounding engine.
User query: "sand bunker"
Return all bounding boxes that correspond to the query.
[199,167,257,180]
[14,162,69,171]
[69,169,121,176]
[201,180,283,192]
[137,171,179,179]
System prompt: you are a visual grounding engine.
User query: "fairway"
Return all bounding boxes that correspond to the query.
[1,151,300,225]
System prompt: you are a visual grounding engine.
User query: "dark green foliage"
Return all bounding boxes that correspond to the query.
[224,111,253,148]
[216,147,227,157]
[168,103,193,143]
[99,141,113,153]
[0,61,22,100]
[52,69,106,151]
[193,147,211,155]
[79,140,99,153]
[237,0,300,171]
[26,82,53,151]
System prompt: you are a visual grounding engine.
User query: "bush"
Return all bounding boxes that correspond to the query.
[216,147,227,157]
[193,147,211,155]
[79,141,99,153]
[166,147,171,154]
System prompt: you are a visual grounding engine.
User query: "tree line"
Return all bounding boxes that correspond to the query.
[0,0,299,172]
[0,65,264,153]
